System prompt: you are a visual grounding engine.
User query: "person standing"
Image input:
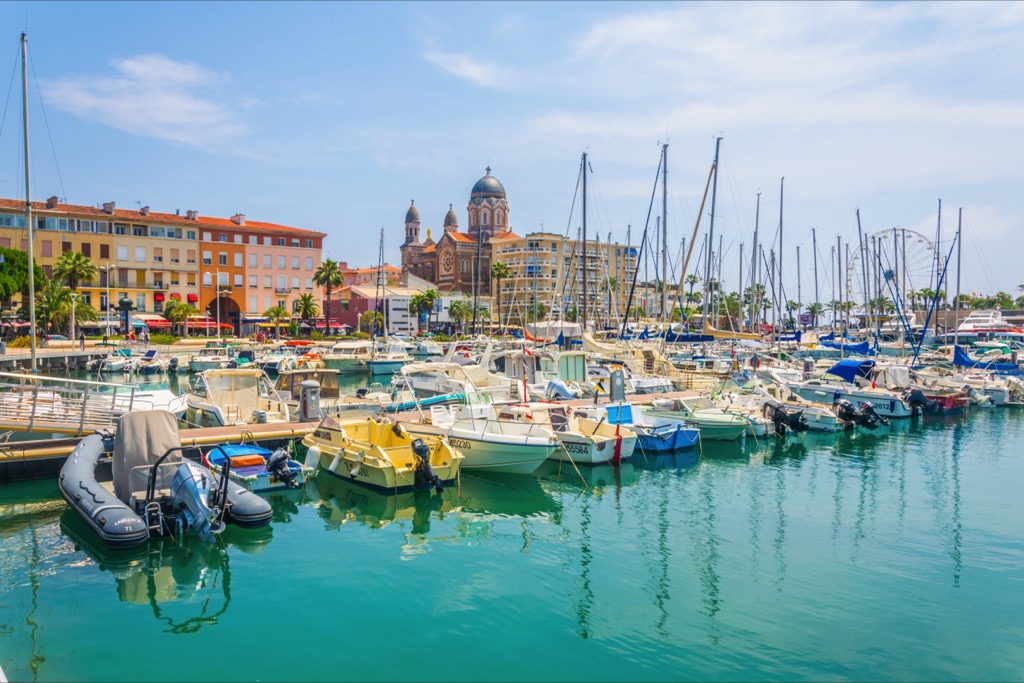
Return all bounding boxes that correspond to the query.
[79,331,86,351]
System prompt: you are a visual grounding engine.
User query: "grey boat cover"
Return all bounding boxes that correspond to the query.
[113,410,182,503]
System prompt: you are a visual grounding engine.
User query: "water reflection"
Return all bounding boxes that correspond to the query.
[60,510,271,634]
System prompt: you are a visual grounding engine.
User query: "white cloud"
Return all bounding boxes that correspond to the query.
[421,50,512,88]
[43,54,254,146]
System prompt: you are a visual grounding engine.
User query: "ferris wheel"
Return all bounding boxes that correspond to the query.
[846,228,938,310]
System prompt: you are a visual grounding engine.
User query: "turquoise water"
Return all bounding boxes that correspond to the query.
[2,382,1024,681]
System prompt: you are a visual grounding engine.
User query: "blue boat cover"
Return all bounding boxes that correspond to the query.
[953,345,1021,375]
[821,340,873,355]
[824,358,875,383]
[206,443,274,466]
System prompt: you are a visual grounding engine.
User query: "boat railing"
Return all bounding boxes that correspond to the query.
[0,371,140,435]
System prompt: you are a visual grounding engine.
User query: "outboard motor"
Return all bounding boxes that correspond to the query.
[410,438,444,494]
[170,460,226,542]
[858,401,890,428]
[168,356,179,372]
[905,388,941,415]
[265,447,300,489]
[833,398,882,430]
[545,378,577,400]
[355,387,369,399]
[762,400,809,437]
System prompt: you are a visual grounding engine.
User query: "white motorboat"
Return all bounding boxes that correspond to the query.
[322,340,374,374]
[785,358,914,418]
[184,368,291,427]
[188,346,235,373]
[399,392,557,474]
[495,401,638,464]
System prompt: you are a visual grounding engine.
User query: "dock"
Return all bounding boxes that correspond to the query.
[0,420,318,483]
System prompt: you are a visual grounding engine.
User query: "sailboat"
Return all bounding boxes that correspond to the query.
[19,34,40,371]
[366,228,411,375]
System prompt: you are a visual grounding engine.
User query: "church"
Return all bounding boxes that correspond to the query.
[399,167,519,296]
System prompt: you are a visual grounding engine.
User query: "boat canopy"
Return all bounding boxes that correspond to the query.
[953,345,1021,375]
[824,359,875,383]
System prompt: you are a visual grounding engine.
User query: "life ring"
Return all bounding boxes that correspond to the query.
[524,412,534,421]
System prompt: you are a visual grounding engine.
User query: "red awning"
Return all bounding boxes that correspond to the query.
[169,293,182,300]
[187,293,198,302]
[144,318,171,328]
[154,293,165,302]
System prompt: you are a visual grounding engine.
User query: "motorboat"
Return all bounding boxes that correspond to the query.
[136,349,165,375]
[574,402,699,453]
[495,401,638,465]
[87,348,136,374]
[301,414,464,493]
[201,442,309,493]
[786,359,915,418]
[322,340,373,374]
[184,367,291,427]
[58,410,272,548]
[188,345,236,373]
[367,342,414,375]
[256,346,300,375]
[643,396,750,441]
[399,392,558,474]
[412,337,444,357]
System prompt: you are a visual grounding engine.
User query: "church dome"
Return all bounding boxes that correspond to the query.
[471,167,506,199]
[405,200,420,223]
[443,204,458,228]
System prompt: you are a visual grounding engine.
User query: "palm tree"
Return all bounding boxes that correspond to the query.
[53,251,97,339]
[447,299,471,336]
[805,302,824,328]
[491,261,510,327]
[163,299,199,338]
[421,289,439,332]
[313,258,343,334]
[526,301,548,322]
[295,293,320,334]
[359,310,383,336]
[35,280,71,335]
[264,305,289,341]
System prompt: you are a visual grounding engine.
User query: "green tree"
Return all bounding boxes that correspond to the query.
[526,301,548,322]
[0,247,46,312]
[295,293,320,321]
[491,261,510,327]
[163,299,199,338]
[805,302,824,328]
[359,310,384,335]
[264,305,289,341]
[447,299,471,335]
[313,258,343,334]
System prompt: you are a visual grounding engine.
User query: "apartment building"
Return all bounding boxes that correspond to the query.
[492,231,639,327]
[0,197,325,335]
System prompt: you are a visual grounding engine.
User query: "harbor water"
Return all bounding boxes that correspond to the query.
[1,372,1023,681]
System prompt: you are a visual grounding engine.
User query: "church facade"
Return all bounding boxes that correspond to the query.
[399,167,519,297]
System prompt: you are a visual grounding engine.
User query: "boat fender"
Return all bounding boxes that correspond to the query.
[349,451,366,478]
[328,454,342,473]
[304,445,321,471]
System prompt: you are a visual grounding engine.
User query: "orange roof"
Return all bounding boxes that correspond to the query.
[422,244,437,254]
[447,231,477,244]
[0,197,326,238]
[345,264,400,274]
[490,231,521,241]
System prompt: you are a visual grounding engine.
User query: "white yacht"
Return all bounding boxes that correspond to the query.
[184,367,291,427]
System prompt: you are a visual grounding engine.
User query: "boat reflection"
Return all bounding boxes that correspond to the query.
[312,469,563,534]
[534,460,638,493]
[60,510,271,633]
[631,449,700,473]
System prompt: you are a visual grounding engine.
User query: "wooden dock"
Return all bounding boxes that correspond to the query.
[0,420,318,483]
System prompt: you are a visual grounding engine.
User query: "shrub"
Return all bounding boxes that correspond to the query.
[150,333,178,345]
[8,335,31,348]
[310,331,323,341]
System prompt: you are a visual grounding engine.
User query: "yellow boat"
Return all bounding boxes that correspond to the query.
[301,415,463,493]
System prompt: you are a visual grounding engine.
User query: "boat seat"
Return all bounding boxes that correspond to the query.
[113,410,181,504]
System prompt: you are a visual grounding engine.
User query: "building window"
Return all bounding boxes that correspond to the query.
[277,255,286,269]
[202,232,212,241]
[249,275,257,288]
[153,247,163,262]
[135,294,146,311]
[41,240,52,257]
[234,234,242,244]
[264,275,272,288]
[218,272,229,287]
[306,278,313,289]
[117,245,128,261]
[234,253,243,267]
[115,224,127,236]
[249,253,257,268]
[234,274,243,288]
[305,257,313,270]
[100,244,110,259]
[277,238,285,247]
[132,225,146,237]
[249,235,258,245]
[277,275,286,289]
[263,236,271,246]
[203,272,212,286]
[292,256,299,270]
[187,230,196,240]
[218,234,227,242]
[219,253,228,266]
[291,276,300,289]
[291,239,299,247]
[305,240,313,248]
[202,251,212,265]
[135,247,146,262]
[249,295,257,312]
[82,243,92,257]
[170,248,180,263]
[263,254,271,269]
[264,296,272,310]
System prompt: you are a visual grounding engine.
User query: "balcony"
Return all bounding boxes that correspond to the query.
[275,287,292,294]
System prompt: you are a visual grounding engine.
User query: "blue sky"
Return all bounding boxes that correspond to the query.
[1,1,1022,303]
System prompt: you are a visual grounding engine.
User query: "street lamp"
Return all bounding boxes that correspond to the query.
[100,264,116,337]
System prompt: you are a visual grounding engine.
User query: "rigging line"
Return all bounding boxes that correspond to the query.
[29,53,66,202]
[719,144,753,241]
[0,42,22,145]
[620,153,664,339]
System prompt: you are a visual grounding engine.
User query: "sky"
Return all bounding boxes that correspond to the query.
[0,1,1022,305]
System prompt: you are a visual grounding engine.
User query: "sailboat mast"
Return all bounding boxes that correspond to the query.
[660,143,668,321]
[935,199,942,336]
[955,207,962,347]
[751,192,760,328]
[738,243,743,331]
[581,151,588,331]
[702,137,722,322]
[21,33,37,372]
[812,227,819,318]
[778,177,784,326]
